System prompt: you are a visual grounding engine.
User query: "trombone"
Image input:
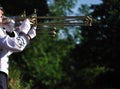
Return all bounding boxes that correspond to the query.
[5,9,92,27]
[8,15,92,27]
[3,9,92,36]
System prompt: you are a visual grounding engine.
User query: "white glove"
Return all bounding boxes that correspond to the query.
[27,27,37,39]
[19,19,32,34]
[2,18,15,33]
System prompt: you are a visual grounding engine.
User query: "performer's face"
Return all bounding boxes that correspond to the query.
[0,9,3,23]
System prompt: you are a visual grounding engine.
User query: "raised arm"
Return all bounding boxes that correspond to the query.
[0,27,30,52]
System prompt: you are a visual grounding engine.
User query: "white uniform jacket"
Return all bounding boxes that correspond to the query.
[0,20,30,75]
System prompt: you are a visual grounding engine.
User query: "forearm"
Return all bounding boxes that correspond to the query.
[0,31,30,52]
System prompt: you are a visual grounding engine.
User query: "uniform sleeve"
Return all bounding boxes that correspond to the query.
[0,32,30,52]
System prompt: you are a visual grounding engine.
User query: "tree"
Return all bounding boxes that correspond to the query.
[68,0,120,88]
[90,0,120,88]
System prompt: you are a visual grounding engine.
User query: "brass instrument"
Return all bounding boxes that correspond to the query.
[4,9,92,36]
[7,15,92,27]
[5,9,92,27]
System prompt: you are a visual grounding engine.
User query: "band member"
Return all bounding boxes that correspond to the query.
[0,4,37,89]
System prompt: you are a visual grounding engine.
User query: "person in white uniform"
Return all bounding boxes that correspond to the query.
[0,4,37,89]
